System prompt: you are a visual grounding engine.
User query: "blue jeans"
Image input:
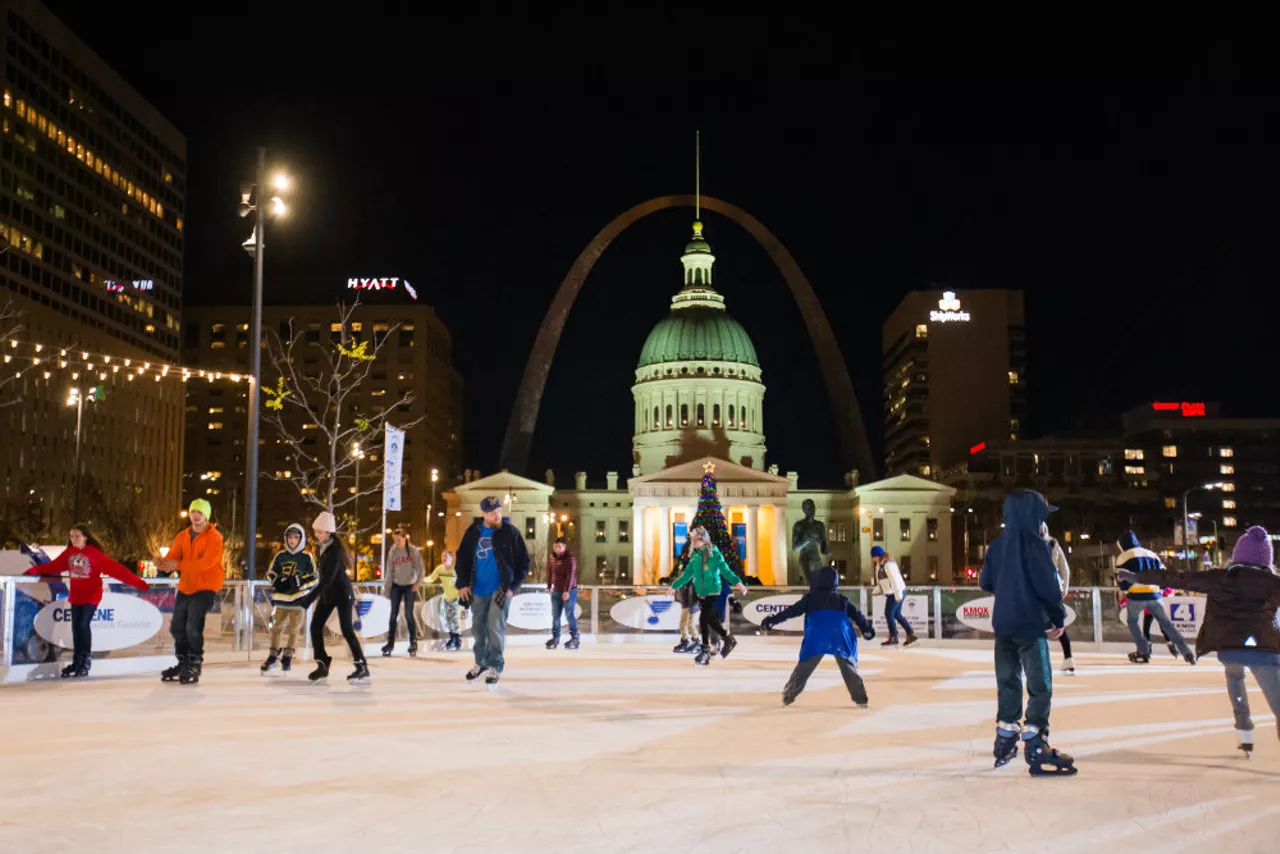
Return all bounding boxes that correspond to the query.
[1127,598,1192,658]
[471,591,510,673]
[549,588,579,640]
[885,594,913,639]
[995,635,1053,733]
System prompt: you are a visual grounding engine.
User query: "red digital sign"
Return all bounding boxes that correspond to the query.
[1152,402,1206,417]
[969,442,987,455]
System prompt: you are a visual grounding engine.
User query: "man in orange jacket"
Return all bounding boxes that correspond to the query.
[155,498,225,684]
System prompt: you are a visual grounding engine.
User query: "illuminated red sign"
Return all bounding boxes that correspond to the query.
[1152,402,1206,417]
[969,442,986,455]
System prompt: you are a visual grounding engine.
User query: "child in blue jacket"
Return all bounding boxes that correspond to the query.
[761,566,875,706]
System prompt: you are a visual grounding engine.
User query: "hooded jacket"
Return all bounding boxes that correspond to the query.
[979,491,1067,636]
[25,544,148,605]
[1115,531,1164,601]
[670,545,743,598]
[265,524,318,607]
[166,523,225,595]
[1130,563,1280,658]
[760,567,873,662]
[385,543,425,588]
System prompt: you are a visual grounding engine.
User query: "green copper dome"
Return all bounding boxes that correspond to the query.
[638,305,759,368]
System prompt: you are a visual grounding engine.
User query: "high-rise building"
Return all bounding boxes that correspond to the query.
[883,289,1026,478]
[180,303,463,573]
[0,0,187,533]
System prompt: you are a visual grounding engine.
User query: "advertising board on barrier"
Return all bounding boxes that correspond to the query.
[421,594,474,633]
[506,592,584,630]
[873,594,930,637]
[34,593,163,651]
[1133,595,1206,639]
[609,595,683,630]
[327,593,392,640]
[956,595,1078,634]
[742,594,804,632]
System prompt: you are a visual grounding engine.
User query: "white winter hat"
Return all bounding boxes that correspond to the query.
[312,512,337,533]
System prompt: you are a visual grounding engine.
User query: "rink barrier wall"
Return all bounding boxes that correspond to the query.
[0,578,1207,682]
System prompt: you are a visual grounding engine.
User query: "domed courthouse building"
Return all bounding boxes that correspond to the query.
[446,222,956,587]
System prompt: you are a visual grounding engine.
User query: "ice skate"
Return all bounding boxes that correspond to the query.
[73,655,91,678]
[380,643,394,658]
[260,648,280,674]
[465,664,485,682]
[1183,652,1197,665]
[447,633,461,651]
[672,639,690,654]
[1166,642,1178,659]
[545,637,559,650]
[1061,657,1075,675]
[881,637,900,647]
[160,658,184,682]
[782,682,800,706]
[993,729,1020,768]
[281,649,294,672]
[694,648,712,666]
[686,641,702,655]
[308,655,331,682]
[347,660,371,684]
[1023,732,1077,776]
[719,635,738,659]
[1237,730,1254,759]
[484,668,500,686]
[61,655,81,678]
[903,633,919,647]
[179,656,202,685]
[407,641,418,657]
[564,636,580,650]
[1127,651,1150,664]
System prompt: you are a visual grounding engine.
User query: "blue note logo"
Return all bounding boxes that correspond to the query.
[646,600,675,625]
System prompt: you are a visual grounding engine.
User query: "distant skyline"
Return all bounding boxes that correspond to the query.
[44,5,1280,484]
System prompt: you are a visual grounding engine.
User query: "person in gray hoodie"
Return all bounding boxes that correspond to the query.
[382,528,425,657]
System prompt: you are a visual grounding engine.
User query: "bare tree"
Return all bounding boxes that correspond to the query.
[262,301,422,541]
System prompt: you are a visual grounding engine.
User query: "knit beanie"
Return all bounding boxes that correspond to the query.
[1231,526,1273,568]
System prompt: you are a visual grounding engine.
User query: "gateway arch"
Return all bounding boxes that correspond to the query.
[499,194,876,481]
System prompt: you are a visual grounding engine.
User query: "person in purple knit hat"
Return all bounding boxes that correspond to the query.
[1119,525,1280,758]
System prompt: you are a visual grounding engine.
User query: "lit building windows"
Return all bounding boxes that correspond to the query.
[1125,449,1144,460]
[899,518,911,542]
[207,407,224,415]
[1125,465,1145,475]
[1221,482,1236,492]
[1164,497,1177,509]
[1220,447,1234,458]
[680,404,689,427]
[1162,445,1178,458]
[207,422,223,430]
[1223,516,1238,528]
[1008,371,1019,384]
[920,464,931,476]
[1223,499,1236,510]
[915,324,928,339]
[1220,464,1235,475]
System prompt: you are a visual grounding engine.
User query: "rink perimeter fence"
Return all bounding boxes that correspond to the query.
[0,578,1208,682]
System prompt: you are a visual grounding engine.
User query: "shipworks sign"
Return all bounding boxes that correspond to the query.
[929,291,970,323]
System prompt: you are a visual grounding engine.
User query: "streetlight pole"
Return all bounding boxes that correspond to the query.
[351,442,364,555]
[242,146,266,583]
[69,388,84,523]
[1183,482,1224,571]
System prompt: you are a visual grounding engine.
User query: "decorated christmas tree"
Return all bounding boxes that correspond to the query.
[672,462,743,578]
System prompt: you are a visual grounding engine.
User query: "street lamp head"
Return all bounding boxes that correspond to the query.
[269,196,287,217]
[271,172,291,192]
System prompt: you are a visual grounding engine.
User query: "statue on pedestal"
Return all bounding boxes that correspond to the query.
[792,499,829,582]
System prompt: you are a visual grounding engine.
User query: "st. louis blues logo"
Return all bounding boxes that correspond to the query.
[353,598,374,632]
[646,600,675,625]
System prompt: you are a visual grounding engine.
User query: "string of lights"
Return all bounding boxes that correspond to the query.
[0,335,253,386]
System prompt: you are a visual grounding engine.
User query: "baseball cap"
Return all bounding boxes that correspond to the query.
[479,496,502,513]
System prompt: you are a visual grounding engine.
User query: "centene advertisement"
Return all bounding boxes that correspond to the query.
[872,594,930,637]
[956,595,1078,634]
[34,593,163,651]
[742,594,805,632]
[327,592,392,640]
[506,592,584,630]
[609,594,683,630]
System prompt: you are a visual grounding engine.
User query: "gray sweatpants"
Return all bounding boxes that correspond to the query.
[1224,662,1280,735]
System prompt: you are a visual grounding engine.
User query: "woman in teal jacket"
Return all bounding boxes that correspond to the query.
[669,526,748,665]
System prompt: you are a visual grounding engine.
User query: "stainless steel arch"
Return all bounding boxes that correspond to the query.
[499,194,876,480]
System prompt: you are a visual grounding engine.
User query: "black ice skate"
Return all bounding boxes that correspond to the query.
[380,643,394,658]
[545,638,559,650]
[1127,651,1150,664]
[673,639,690,653]
[308,655,332,682]
[160,660,183,682]
[61,654,82,678]
[1023,732,1077,776]
[260,648,280,674]
[565,636,580,650]
[1166,642,1178,659]
[686,641,702,655]
[180,656,202,685]
[484,668,500,686]
[993,729,1020,768]
[465,664,485,681]
[447,633,461,651]
[73,655,91,678]
[719,636,738,659]
[408,641,418,657]
[903,634,919,647]
[694,649,712,666]
[1183,652,1197,665]
[281,649,294,672]
[347,660,371,684]
[881,637,900,647]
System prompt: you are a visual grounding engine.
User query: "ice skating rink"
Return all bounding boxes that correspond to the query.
[3,639,1278,854]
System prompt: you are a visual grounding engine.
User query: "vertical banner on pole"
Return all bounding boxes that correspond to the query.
[382,424,405,577]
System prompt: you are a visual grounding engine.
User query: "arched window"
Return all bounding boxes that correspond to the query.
[680,404,689,426]
[696,403,705,426]
[712,403,721,426]
[728,404,736,427]
[665,404,673,428]
[653,406,660,429]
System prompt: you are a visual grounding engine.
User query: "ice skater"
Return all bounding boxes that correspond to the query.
[761,565,875,707]
[871,546,918,646]
[424,550,462,650]
[382,528,425,657]
[545,536,580,650]
[260,523,317,675]
[981,490,1077,776]
[155,499,225,685]
[1119,525,1280,758]
[667,526,748,666]
[299,512,369,684]
[1116,531,1195,665]
[672,577,701,654]
[25,524,149,678]
[1041,522,1075,674]
[456,496,530,686]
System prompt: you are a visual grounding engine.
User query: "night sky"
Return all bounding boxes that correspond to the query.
[45,7,1280,485]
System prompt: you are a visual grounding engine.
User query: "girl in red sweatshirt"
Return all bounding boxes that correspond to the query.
[25,525,149,678]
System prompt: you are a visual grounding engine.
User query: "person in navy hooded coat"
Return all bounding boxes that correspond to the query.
[761,566,875,707]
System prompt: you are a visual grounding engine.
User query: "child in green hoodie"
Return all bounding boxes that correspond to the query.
[669,526,748,666]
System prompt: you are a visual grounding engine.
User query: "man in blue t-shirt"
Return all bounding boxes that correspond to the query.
[455,495,531,685]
